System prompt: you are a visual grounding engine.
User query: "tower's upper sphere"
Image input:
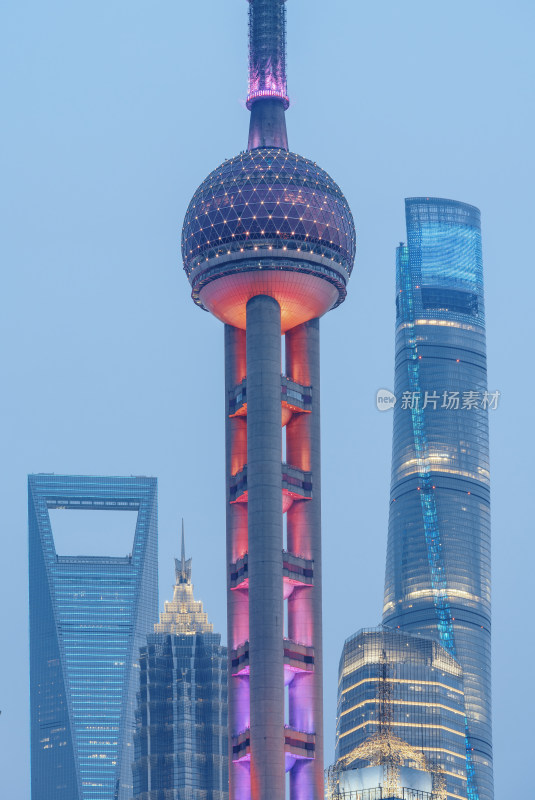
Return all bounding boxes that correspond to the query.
[182,148,356,331]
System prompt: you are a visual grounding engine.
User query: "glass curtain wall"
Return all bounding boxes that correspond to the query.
[28,474,158,800]
[383,199,492,800]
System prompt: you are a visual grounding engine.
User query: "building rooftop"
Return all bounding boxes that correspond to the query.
[153,521,214,635]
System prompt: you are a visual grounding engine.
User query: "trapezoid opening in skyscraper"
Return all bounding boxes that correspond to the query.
[28,474,158,800]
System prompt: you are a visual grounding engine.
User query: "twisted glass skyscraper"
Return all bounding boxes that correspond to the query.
[383,199,492,800]
[29,474,158,800]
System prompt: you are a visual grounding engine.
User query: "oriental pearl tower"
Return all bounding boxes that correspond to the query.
[181,3,356,800]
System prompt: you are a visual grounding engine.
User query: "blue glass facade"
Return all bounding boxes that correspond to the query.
[133,538,228,800]
[133,633,228,800]
[335,627,467,800]
[383,199,492,800]
[29,474,158,800]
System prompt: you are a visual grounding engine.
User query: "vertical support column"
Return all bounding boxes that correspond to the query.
[225,324,251,800]
[246,296,285,800]
[285,318,323,800]
[146,677,151,795]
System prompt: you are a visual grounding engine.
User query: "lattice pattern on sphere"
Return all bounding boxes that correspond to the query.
[182,148,356,278]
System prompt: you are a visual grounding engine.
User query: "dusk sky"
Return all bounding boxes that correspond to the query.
[1,1,534,797]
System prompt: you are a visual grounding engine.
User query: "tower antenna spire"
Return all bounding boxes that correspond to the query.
[247,0,289,151]
[175,519,192,585]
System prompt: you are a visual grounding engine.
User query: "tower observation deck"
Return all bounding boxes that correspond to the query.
[182,3,356,800]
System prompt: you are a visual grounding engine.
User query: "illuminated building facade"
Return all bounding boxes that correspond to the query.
[133,529,228,800]
[181,2,355,800]
[335,627,467,800]
[383,199,493,800]
[28,474,158,800]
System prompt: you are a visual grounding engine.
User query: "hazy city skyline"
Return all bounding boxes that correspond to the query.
[1,1,534,798]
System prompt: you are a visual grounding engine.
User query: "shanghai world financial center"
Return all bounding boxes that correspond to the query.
[28,4,494,800]
[29,475,158,800]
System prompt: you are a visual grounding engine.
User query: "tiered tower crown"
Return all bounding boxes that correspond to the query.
[154,523,214,635]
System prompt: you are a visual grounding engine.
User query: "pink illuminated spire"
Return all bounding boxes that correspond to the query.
[246,0,289,109]
[247,0,289,150]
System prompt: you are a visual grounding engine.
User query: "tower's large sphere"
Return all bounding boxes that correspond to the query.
[182,148,356,331]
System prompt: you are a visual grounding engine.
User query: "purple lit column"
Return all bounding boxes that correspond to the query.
[286,319,323,800]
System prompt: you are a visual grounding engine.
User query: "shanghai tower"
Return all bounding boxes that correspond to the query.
[383,198,493,800]
[181,3,355,800]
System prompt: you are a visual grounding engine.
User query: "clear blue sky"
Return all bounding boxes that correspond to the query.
[1,1,533,796]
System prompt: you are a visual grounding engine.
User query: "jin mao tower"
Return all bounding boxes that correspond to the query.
[133,526,228,800]
[181,3,356,800]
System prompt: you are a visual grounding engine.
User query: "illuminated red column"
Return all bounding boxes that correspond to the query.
[285,318,324,800]
[225,324,251,800]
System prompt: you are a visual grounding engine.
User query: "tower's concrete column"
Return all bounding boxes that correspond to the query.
[225,324,251,800]
[246,295,285,800]
[285,318,323,800]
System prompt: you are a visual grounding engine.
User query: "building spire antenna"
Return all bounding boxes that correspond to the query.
[175,519,192,585]
[247,0,289,151]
